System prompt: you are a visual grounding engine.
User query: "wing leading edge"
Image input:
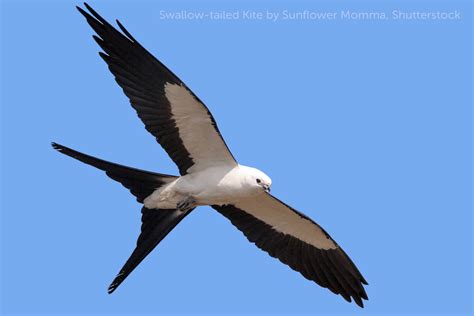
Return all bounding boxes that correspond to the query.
[213,193,368,307]
[77,3,237,175]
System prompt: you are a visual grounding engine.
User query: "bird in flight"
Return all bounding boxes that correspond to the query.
[52,3,368,307]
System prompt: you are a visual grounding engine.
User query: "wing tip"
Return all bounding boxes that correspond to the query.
[350,285,369,308]
[76,4,90,20]
[354,297,365,308]
[345,292,367,308]
[116,19,136,42]
[82,2,100,20]
[77,2,108,27]
[77,2,135,43]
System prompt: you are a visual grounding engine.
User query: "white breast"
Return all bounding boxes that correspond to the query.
[144,165,262,209]
[178,165,261,205]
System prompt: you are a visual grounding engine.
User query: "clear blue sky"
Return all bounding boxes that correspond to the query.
[1,1,472,315]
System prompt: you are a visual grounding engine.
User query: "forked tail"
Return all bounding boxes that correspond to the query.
[52,142,193,293]
[51,142,177,202]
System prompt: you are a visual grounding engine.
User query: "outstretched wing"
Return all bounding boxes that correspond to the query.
[212,194,368,307]
[77,3,237,175]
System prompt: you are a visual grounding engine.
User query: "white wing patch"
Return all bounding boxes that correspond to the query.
[235,194,338,250]
[164,83,236,173]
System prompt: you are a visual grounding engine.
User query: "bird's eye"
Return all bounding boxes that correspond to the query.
[256,179,261,184]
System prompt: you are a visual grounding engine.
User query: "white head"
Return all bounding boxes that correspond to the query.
[240,165,272,193]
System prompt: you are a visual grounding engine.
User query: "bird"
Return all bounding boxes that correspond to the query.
[52,3,368,307]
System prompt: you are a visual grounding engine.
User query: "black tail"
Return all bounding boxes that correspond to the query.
[108,206,194,293]
[52,142,193,293]
[52,142,177,203]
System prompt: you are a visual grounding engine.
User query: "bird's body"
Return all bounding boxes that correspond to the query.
[53,3,368,308]
[144,164,272,209]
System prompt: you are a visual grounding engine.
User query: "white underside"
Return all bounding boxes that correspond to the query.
[143,83,336,250]
[143,164,337,250]
[164,83,236,174]
[144,164,261,209]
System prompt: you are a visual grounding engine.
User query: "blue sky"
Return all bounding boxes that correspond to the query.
[1,1,472,315]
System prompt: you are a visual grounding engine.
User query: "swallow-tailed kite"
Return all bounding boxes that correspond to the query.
[52,3,368,307]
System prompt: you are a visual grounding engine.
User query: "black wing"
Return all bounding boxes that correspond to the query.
[213,194,368,307]
[77,3,236,175]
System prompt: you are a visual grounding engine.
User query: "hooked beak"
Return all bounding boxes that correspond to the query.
[263,184,271,192]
